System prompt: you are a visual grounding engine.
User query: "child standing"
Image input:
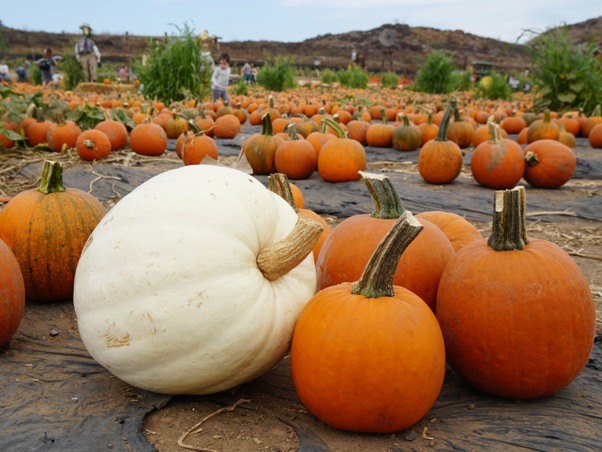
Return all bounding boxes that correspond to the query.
[38,48,57,86]
[211,53,231,104]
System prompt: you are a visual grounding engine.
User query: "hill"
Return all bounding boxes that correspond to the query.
[1,17,600,75]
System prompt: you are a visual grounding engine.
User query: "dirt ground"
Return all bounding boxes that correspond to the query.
[1,134,601,452]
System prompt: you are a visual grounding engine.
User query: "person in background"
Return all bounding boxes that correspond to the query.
[241,61,252,84]
[16,64,28,83]
[211,52,231,104]
[75,23,101,83]
[38,48,57,86]
[0,61,10,82]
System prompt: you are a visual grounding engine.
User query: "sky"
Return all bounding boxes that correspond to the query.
[2,0,601,44]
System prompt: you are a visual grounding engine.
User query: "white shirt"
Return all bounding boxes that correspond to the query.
[211,66,231,90]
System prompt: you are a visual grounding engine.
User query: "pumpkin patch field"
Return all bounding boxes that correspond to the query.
[0,83,601,451]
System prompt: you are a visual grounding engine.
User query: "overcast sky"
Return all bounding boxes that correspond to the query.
[2,0,600,44]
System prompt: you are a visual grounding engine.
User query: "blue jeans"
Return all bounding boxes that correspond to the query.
[212,87,229,104]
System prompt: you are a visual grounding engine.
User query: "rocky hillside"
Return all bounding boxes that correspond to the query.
[1,17,600,75]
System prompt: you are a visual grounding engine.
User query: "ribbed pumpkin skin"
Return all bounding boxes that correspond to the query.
[76,129,112,161]
[526,117,559,143]
[418,140,463,184]
[471,138,525,189]
[416,211,481,253]
[0,188,107,302]
[274,140,317,180]
[213,114,241,139]
[243,134,283,175]
[316,216,454,312]
[523,139,576,188]
[0,239,25,347]
[317,139,366,183]
[436,238,595,399]
[392,124,422,151]
[27,120,54,146]
[130,123,168,156]
[47,121,82,152]
[291,283,445,433]
[95,120,128,150]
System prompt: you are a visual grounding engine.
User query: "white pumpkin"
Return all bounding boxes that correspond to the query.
[73,165,319,395]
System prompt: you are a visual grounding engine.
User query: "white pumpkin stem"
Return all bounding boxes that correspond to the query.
[257,216,323,281]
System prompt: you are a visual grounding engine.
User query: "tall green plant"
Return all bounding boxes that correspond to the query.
[380,72,399,89]
[526,26,602,113]
[61,55,84,90]
[413,50,456,94]
[256,57,296,91]
[475,71,511,100]
[137,24,212,103]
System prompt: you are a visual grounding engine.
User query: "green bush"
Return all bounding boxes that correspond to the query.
[320,69,337,84]
[136,23,212,103]
[526,26,602,113]
[230,77,248,96]
[475,71,511,100]
[337,66,368,89]
[256,57,296,92]
[380,72,399,89]
[450,70,473,92]
[413,50,456,94]
[61,55,84,90]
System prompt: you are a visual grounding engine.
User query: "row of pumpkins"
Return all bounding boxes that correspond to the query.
[3,95,599,191]
[0,157,595,433]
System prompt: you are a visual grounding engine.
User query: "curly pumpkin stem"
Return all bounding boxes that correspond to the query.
[487,186,528,251]
[352,211,423,298]
[359,171,406,219]
[257,216,323,281]
[268,173,298,212]
[38,160,66,194]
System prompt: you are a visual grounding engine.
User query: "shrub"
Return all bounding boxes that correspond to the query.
[413,50,456,94]
[475,71,511,100]
[61,55,84,90]
[380,72,399,89]
[450,70,473,92]
[230,77,248,96]
[256,57,296,92]
[526,25,602,113]
[320,69,337,85]
[337,66,368,89]
[136,23,212,103]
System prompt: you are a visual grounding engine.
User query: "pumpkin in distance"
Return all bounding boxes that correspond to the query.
[74,165,321,395]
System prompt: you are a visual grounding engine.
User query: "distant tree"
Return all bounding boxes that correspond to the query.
[413,50,456,94]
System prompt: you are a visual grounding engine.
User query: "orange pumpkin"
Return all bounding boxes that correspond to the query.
[365,109,394,147]
[526,110,559,143]
[316,172,454,312]
[523,139,576,188]
[436,186,595,399]
[274,125,317,180]
[179,131,219,165]
[415,210,482,253]
[0,238,25,347]
[471,120,525,189]
[243,113,283,175]
[213,114,241,139]
[391,114,422,151]
[317,118,366,183]
[75,129,112,161]
[95,117,128,150]
[0,161,107,302]
[306,121,336,161]
[292,211,445,432]
[588,122,602,148]
[46,118,81,152]
[130,122,168,156]
[418,103,464,185]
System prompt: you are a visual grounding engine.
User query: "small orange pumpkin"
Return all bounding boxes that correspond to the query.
[0,239,25,347]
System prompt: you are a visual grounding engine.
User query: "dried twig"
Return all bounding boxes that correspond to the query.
[177,398,250,451]
[526,210,577,217]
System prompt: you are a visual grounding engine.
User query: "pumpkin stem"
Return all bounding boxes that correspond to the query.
[435,101,454,141]
[487,186,528,251]
[322,117,348,139]
[359,171,406,219]
[351,211,423,298]
[268,173,298,212]
[524,150,539,167]
[286,123,301,141]
[257,216,323,281]
[486,116,502,143]
[259,112,273,136]
[38,160,66,194]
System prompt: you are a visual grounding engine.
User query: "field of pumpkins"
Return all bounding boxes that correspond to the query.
[0,81,601,451]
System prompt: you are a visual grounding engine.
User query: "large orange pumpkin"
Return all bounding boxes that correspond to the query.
[0,239,25,347]
[46,118,81,152]
[415,210,481,253]
[291,211,445,433]
[213,114,241,139]
[274,125,317,180]
[0,161,107,302]
[316,172,454,312]
[179,131,219,165]
[75,129,112,161]
[436,186,595,399]
[95,117,128,150]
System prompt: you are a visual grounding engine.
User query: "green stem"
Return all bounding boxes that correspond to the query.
[38,160,66,194]
[487,186,529,251]
[359,171,406,219]
[261,112,274,136]
[286,123,300,140]
[435,102,454,141]
[322,116,348,139]
[351,211,423,298]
